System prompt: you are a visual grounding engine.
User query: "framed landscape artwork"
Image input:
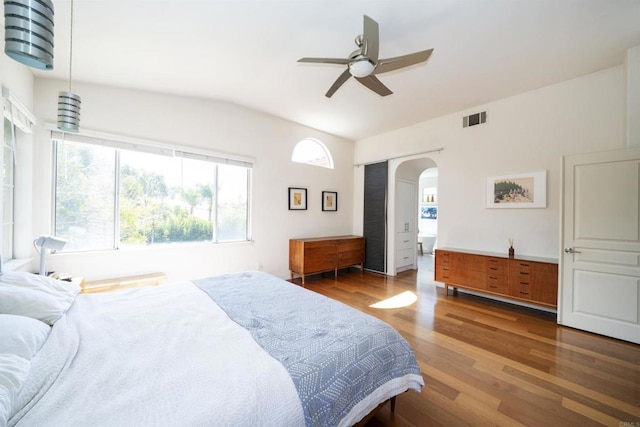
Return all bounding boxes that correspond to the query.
[322,191,338,211]
[486,171,546,208]
[288,187,307,210]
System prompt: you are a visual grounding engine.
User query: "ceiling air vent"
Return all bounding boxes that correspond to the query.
[463,111,487,128]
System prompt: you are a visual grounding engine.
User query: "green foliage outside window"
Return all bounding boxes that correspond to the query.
[55,140,248,251]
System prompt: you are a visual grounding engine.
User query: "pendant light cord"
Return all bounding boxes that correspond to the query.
[69,0,74,93]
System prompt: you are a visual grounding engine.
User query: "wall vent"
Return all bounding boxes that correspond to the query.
[463,111,487,128]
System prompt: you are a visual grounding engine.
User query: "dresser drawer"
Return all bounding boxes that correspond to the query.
[435,265,452,282]
[510,260,532,274]
[337,238,364,267]
[510,283,532,300]
[396,232,414,250]
[396,248,414,267]
[487,257,508,274]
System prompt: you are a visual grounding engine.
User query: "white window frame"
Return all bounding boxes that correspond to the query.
[2,87,36,265]
[292,138,334,169]
[2,117,16,262]
[50,126,254,251]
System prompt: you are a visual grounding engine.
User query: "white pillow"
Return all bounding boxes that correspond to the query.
[0,286,73,326]
[0,315,51,360]
[0,271,80,297]
[0,271,80,325]
[0,353,30,427]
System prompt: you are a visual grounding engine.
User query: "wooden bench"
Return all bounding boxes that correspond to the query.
[81,272,168,294]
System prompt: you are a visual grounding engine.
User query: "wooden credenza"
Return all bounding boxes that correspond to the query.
[434,248,558,308]
[289,235,365,284]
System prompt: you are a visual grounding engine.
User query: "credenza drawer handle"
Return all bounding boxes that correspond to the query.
[520,282,529,285]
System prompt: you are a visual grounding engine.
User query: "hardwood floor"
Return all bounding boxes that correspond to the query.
[290,256,640,426]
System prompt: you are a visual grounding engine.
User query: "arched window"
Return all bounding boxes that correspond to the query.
[291,138,334,169]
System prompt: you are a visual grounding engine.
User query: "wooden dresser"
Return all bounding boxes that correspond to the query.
[289,235,365,284]
[434,248,558,308]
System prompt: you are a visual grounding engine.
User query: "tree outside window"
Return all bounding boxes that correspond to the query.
[54,139,250,251]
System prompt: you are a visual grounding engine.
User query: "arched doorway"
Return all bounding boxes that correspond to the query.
[417,167,438,272]
[388,156,438,275]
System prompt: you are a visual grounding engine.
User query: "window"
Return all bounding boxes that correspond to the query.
[53,137,251,252]
[291,138,333,169]
[2,118,15,261]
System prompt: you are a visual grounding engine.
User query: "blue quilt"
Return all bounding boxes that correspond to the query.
[194,271,423,427]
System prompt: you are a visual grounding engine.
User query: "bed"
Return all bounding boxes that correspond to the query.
[0,270,424,427]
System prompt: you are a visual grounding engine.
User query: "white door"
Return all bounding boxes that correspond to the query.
[396,179,416,272]
[559,146,640,344]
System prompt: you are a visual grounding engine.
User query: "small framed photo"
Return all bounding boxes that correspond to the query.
[322,191,338,211]
[288,187,307,210]
[487,171,546,208]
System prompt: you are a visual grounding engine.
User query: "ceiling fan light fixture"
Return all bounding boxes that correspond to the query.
[349,59,375,78]
[3,0,55,70]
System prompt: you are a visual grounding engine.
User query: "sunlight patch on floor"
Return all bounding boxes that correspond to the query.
[370,291,417,309]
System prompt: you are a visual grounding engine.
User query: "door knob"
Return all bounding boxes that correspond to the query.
[564,247,581,254]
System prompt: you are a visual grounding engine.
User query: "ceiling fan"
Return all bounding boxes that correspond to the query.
[298,15,434,98]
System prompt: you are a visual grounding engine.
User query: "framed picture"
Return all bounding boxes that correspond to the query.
[486,170,546,208]
[322,191,338,211]
[288,187,307,210]
[420,206,437,219]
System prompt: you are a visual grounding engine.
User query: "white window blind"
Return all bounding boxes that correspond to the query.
[49,127,254,168]
[2,87,36,134]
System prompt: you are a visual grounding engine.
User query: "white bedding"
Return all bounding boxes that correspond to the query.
[9,282,305,427]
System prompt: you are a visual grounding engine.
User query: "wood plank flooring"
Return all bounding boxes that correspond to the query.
[290,256,640,427]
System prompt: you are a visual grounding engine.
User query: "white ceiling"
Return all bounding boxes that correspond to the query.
[28,0,640,141]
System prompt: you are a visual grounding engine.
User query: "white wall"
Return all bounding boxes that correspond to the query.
[30,79,354,281]
[354,66,626,264]
[626,45,640,147]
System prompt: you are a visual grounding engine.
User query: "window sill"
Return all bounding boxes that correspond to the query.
[2,257,33,273]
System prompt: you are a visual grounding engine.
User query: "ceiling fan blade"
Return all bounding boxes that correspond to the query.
[325,69,352,98]
[355,75,393,97]
[374,49,433,75]
[298,57,351,65]
[362,15,379,63]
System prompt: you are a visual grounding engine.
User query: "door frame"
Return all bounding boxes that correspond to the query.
[387,155,438,275]
[558,146,640,343]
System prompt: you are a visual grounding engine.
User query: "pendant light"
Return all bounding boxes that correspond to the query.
[3,0,54,70]
[57,0,80,132]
